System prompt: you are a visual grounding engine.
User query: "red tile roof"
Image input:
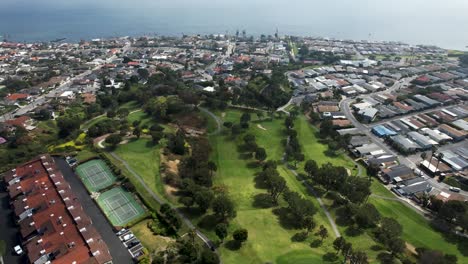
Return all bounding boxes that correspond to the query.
[6,155,112,264]
[6,93,29,101]
[5,116,31,128]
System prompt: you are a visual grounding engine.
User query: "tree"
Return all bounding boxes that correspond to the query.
[388,238,405,256]
[56,115,81,138]
[231,124,241,135]
[233,228,248,243]
[342,177,371,204]
[341,242,353,263]
[200,248,220,264]
[137,68,150,79]
[212,195,236,222]
[215,223,228,242]
[283,191,317,226]
[168,130,186,155]
[105,134,122,149]
[265,172,288,205]
[255,147,267,163]
[355,203,381,228]
[256,112,264,120]
[223,121,233,129]
[150,131,163,144]
[333,237,346,254]
[293,152,305,168]
[207,161,218,177]
[317,225,329,242]
[301,216,316,235]
[240,113,251,125]
[117,108,130,119]
[417,248,457,264]
[285,116,294,129]
[133,126,141,139]
[304,160,318,179]
[375,217,403,244]
[180,196,194,208]
[194,190,214,213]
[350,251,369,264]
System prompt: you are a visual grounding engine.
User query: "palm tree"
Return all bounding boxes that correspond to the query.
[420,152,427,176]
[435,152,444,176]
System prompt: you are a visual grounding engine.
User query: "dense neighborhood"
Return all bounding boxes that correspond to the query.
[0,34,467,264]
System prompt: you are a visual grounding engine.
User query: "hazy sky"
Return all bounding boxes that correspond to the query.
[1,0,467,49]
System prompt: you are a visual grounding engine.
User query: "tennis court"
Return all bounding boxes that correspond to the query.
[76,159,117,192]
[97,187,146,226]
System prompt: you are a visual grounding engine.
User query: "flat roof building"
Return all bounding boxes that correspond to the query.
[407,131,438,150]
[420,128,452,143]
[390,135,420,153]
[439,124,467,141]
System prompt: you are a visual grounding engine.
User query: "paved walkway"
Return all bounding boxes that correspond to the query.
[54,158,134,264]
[108,153,219,256]
[199,107,222,136]
[284,163,341,238]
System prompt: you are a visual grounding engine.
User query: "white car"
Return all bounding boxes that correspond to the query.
[14,245,23,255]
[122,233,134,242]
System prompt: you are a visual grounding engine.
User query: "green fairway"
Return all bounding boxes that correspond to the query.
[370,197,468,261]
[209,110,333,263]
[127,110,155,127]
[294,115,355,168]
[114,138,167,201]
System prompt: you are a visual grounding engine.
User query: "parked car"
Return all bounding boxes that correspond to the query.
[14,245,23,255]
[449,187,461,193]
[122,233,134,242]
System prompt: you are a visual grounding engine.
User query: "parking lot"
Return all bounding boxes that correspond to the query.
[116,229,145,259]
[0,183,27,264]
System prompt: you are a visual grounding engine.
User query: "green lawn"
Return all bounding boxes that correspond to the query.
[294,115,468,261]
[114,138,168,203]
[209,110,334,264]
[127,110,156,127]
[371,197,468,261]
[294,115,354,169]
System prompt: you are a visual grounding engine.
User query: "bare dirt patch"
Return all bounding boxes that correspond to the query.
[257,124,267,131]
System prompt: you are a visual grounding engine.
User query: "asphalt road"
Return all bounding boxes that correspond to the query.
[54,158,135,264]
[0,184,27,264]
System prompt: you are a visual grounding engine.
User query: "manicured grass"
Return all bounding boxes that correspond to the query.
[81,115,108,130]
[114,138,168,203]
[127,110,155,127]
[75,149,98,162]
[294,115,354,168]
[370,197,468,261]
[130,219,174,253]
[209,110,333,263]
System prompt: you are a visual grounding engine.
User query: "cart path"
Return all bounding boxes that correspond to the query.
[108,152,219,257]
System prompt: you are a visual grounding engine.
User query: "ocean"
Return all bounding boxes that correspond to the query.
[0,0,467,50]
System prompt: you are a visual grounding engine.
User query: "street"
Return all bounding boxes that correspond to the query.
[0,183,26,264]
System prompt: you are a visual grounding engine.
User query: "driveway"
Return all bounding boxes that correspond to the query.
[0,183,27,264]
[54,158,134,264]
